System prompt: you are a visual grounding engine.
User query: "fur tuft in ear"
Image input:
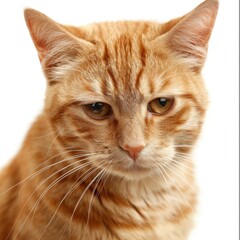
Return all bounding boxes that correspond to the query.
[161,0,219,72]
[24,9,96,84]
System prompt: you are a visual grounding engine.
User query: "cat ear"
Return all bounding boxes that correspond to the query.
[24,9,96,83]
[160,0,219,72]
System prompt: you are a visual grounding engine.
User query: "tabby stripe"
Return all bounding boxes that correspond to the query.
[127,200,147,220]
[179,93,205,114]
[103,43,119,91]
[135,38,146,89]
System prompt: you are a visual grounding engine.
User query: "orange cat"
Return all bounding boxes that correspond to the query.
[0,1,218,239]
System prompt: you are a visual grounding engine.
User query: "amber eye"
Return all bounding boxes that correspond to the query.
[147,97,174,115]
[83,102,112,119]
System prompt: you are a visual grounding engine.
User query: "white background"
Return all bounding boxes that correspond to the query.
[0,0,238,239]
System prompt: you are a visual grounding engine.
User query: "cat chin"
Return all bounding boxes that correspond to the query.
[111,165,155,181]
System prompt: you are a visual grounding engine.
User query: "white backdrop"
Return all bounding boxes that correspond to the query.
[0,0,238,239]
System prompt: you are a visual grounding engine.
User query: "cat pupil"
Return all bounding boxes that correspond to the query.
[91,102,104,113]
[159,98,167,107]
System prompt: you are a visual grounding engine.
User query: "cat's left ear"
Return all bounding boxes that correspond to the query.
[158,0,219,72]
[24,9,96,83]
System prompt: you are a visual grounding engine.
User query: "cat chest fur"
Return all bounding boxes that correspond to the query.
[22,168,196,240]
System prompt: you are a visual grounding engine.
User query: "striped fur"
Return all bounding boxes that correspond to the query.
[0,1,218,239]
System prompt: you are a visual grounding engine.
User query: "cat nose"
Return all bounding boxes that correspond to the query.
[123,145,145,161]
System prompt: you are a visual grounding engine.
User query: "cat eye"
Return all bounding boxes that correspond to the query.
[147,97,174,115]
[83,102,112,120]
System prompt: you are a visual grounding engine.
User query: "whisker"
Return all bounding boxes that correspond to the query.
[173,145,194,148]
[27,130,60,140]
[161,153,195,177]
[44,129,64,159]
[67,167,106,234]
[86,163,112,226]
[9,157,95,240]
[154,165,180,211]
[39,163,102,239]
[59,162,108,239]
[162,161,198,194]
[174,152,194,162]
[0,151,96,197]
[169,159,195,179]
[160,163,194,212]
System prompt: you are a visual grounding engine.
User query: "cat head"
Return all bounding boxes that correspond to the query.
[24,0,218,180]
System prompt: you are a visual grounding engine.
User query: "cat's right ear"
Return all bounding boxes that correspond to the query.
[24,9,95,83]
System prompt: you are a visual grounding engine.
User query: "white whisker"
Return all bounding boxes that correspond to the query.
[0,151,96,197]
[39,163,104,239]
[9,157,95,240]
[67,167,106,234]
[160,163,194,212]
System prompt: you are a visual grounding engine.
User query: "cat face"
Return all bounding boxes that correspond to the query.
[44,36,205,179]
[24,0,218,179]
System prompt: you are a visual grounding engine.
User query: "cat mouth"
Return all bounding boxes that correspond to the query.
[120,163,154,179]
[124,161,151,173]
[110,159,152,177]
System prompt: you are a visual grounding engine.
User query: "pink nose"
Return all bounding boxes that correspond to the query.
[124,145,145,160]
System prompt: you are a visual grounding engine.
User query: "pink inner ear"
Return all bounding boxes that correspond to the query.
[37,47,47,63]
[33,36,48,63]
[26,18,48,63]
[198,28,212,47]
